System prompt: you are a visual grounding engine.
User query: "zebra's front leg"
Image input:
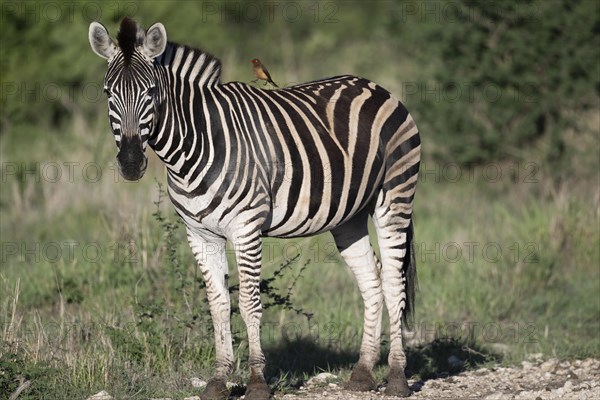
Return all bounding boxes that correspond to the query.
[233,233,271,400]
[187,230,233,400]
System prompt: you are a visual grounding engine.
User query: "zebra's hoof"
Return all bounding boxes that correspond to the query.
[385,368,411,397]
[201,378,229,400]
[344,364,377,392]
[244,381,271,400]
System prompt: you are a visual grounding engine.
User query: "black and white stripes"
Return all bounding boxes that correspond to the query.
[90,17,421,399]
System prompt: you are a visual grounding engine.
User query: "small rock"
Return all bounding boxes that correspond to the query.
[484,392,510,400]
[183,397,201,400]
[521,360,533,370]
[190,377,206,388]
[306,372,337,386]
[563,380,573,392]
[86,391,113,400]
[567,369,579,380]
[540,358,559,373]
[527,353,544,362]
[582,358,598,368]
[328,382,338,388]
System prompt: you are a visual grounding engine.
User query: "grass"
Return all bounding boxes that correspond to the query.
[0,123,599,399]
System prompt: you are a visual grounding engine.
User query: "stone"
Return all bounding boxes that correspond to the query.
[521,361,533,370]
[190,377,207,388]
[563,380,573,392]
[306,372,337,387]
[483,392,510,400]
[527,353,544,361]
[540,358,559,372]
[86,391,113,400]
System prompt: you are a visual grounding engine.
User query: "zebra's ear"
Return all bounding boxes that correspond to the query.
[89,21,116,61]
[142,22,167,59]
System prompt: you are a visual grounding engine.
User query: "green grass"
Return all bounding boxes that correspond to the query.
[1,126,599,399]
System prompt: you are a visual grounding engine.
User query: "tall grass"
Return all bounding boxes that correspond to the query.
[1,123,598,398]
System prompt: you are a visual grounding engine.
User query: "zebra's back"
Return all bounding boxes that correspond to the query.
[219,75,418,238]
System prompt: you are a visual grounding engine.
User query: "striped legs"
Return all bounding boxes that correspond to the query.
[188,228,270,400]
[187,230,232,400]
[331,210,384,392]
[232,232,271,400]
[373,189,415,397]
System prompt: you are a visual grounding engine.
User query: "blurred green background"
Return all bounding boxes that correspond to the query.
[1,1,599,399]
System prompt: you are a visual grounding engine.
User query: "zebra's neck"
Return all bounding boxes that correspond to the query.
[150,42,224,180]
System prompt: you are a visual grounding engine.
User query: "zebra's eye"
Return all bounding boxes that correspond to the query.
[146,85,157,97]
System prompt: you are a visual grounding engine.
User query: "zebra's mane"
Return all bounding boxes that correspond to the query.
[162,42,222,85]
[117,17,142,66]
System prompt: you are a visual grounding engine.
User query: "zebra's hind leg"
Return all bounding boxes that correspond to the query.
[233,231,271,400]
[331,209,384,392]
[373,190,416,397]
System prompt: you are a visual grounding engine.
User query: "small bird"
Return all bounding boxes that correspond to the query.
[251,58,279,87]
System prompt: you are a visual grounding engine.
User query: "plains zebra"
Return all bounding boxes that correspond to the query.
[89,18,420,400]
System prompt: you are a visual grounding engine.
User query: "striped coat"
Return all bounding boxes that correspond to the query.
[90,17,420,400]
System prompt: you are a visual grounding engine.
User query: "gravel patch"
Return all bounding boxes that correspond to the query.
[277,358,600,400]
[85,358,599,400]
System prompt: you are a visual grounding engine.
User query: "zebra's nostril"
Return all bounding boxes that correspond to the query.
[117,157,147,181]
[116,135,146,180]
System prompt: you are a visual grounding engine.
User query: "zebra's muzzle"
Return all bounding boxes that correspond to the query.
[116,135,147,181]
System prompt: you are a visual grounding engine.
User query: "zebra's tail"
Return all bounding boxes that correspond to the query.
[402,219,418,329]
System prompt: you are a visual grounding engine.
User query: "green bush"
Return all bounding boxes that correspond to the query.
[415,0,599,164]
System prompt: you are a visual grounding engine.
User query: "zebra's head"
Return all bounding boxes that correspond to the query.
[88,18,167,181]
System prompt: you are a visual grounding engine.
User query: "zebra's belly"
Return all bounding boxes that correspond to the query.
[261,171,383,238]
[261,212,359,238]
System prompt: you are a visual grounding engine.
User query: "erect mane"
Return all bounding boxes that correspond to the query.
[117,17,141,66]
[163,42,223,85]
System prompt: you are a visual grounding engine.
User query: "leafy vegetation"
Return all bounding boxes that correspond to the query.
[0,0,598,398]
[418,0,599,164]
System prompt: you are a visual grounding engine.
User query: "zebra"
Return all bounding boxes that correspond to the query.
[89,17,421,400]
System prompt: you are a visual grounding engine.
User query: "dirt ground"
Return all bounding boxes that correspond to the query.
[277,358,600,400]
[86,357,599,400]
